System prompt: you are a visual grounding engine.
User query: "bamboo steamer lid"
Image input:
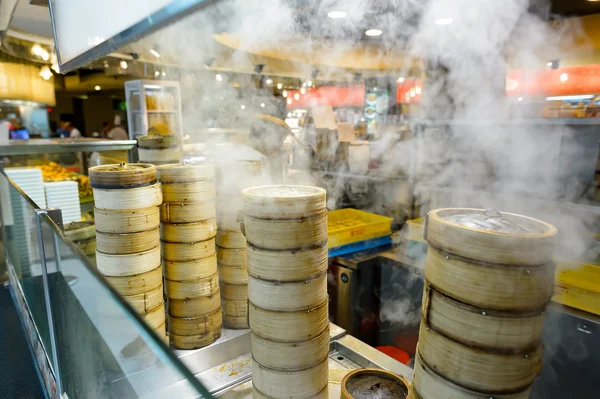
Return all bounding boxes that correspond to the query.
[169,291,221,318]
[222,299,248,317]
[93,183,162,210]
[251,387,328,399]
[417,323,542,393]
[220,282,248,301]
[76,237,96,256]
[252,356,328,399]
[94,207,159,234]
[242,185,326,219]
[104,266,163,296]
[341,369,410,399]
[96,228,159,255]
[161,181,216,203]
[422,284,545,351]
[217,211,242,231]
[170,329,222,350]
[426,208,557,265]
[96,246,161,276]
[223,314,248,329]
[165,272,220,300]
[162,238,216,261]
[137,134,179,149]
[163,255,217,281]
[124,285,163,314]
[89,163,157,189]
[247,244,327,281]
[216,230,246,249]
[157,162,215,183]
[142,302,166,329]
[64,221,95,241]
[425,246,555,311]
[248,273,327,312]
[411,352,532,399]
[168,308,222,336]
[161,219,217,243]
[249,299,329,343]
[218,263,248,285]
[216,246,247,266]
[251,327,329,371]
[160,200,216,223]
[138,148,181,164]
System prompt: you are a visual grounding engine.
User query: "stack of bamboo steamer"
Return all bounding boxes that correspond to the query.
[410,208,557,399]
[157,163,221,349]
[137,135,181,165]
[64,221,97,265]
[89,163,166,341]
[242,185,330,399]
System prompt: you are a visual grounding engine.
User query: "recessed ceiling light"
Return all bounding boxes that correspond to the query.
[283,90,288,98]
[150,49,160,58]
[560,73,569,82]
[435,18,454,25]
[261,103,266,108]
[517,97,524,102]
[287,98,292,105]
[307,80,313,87]
[294,93,300,100]
[216,74,223,82]
[162,71,166,76]
[266,78,273,85]
[365,29,382,37]
[327,10,347,19]
[94,85,101,91]
[241,105,246,110]
[120,60,128,69]
[415,87,422,95]
[277,83,283,89]
[300,88,306,94]
[154,71,160,77]
[397,77,405,83]
[547,61,553,67]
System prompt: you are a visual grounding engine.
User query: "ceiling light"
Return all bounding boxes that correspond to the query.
[397,77,405,83]
[261,103,266,108]
[435,18,454,25]
[154,71,160,77]
[547,62,553,67]
[94,85,101,91]
[546,95,594,101]
[517,97,524,102]
[266,78,273,85]
[120,60,128,69]
[300,88,306,94]
[216,74,223,82]
[415,87,422,95]
[240,105,246,110]
[277,83,283,89]
[327,10,347,19]
[282,90,288,98]
[560,73,569,82]
[307,80,313,87]
[294,93,300,100]
[287,98,292,105]
[31,44,42,55]
[410,89,416,97]
[150,49,160,58]
[365,29,382,37]
[162,71,166,76]
[39,66,52,80]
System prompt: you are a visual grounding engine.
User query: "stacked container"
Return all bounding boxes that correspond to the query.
[64,221,97,265]
[410,208,557,399]
[137,135,181,165]
[157,163,221,349]
[89,163,166,341]
[242,185,330,399]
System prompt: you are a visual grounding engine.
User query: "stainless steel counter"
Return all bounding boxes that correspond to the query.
[0,138,137,156]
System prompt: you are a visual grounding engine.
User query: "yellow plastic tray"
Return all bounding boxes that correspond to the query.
[552,260,600,316]
[327,209,392,248]
[406,218,425,243]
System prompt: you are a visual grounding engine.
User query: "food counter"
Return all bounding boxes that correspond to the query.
[0,138,137,156]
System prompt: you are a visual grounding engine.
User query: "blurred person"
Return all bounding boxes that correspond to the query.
[9,118,30,140]
[107,115,128,140]
[101,121,111,138]
[59,119,82,138]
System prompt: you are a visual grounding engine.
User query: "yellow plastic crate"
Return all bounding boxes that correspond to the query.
[552,260,600,316]
[327,209,392,248]
[406,218,426,243]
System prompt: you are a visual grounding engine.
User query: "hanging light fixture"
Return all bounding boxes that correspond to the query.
[39,65,52,80]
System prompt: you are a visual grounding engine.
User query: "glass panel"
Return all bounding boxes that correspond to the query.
[39,213,213,399]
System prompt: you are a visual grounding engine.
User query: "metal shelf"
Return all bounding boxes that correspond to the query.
[0,138,137,156]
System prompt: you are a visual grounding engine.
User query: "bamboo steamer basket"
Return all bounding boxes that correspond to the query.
[244,211,328,250]
[426,208,557,266]
[93,183,162,210]
[94,207,159,234]
[96,246,161,276]
[138,148,181,164]
[89,163,157,189]
[216,230,246,249]
[249,299,329,343]
[170,329,222,350]
[157,162,215,183]
[425,246,555,311]
[222,299,248,317]
[168,308,222,336]
[417,323,543,393]
[218,263,248,285]
[155,323,168,344]
[341,369,410,399]
[142,302,166,329]
[411,353,532,399]
[252,356,328,399]
[251,327,329,371]
[124,285,163,314]
[163,255,217,281]
[104,266,163,296]
[217,211,242,231]
[64,221,95,241]
[160,200,216,223]
[252,387,327,399]
[242,185,326,219]
[248,273,327,311]
[223,314,248,329]
[162,238,215,261]
[216,246,247,266]
[76,237,96,256]
[169,291,221,318]
[161,219,217,243]
[247,244,328,281]
[165,272,220,300]
[220,282,248,301]
[137,134,179,149]
[161,181,216,203]
[96,228,160,255]
[422,284,545,351]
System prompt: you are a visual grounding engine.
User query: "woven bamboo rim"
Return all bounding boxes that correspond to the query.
[124,285,164,314]
[251,356,328,399]
[248,272,327,312]
[157,162,215,183]
[163,255,217,281]
[417,323,542,393]
[94,207,160,234]
[168,308,222,336]
[160,200,216,223]
[222,314,248,329]
[341,369,410,399]
[425,246,555,311]
[170,329,222,350]
[249,299,329,343]
[242,185,326,219]
[218,263,248,285]
[252,387,327,399]
[137,134,179,149]
[161,181,216,203]
[96,228,159,255]
[138,148,181,164]
[96,246,161,276]
[104,266,163,296]
[168,290,221,318]
[244,211,328,251]
[251,327,329,371]
[142,302,166,329]
[89,163,157,189]
[222,299,248,317]
[76,238,96,256]
[93,183,162,210]
[162,238,216,261]
[216,230,246,249]
[426,208,557,266]
[64,221,95,241]
[161,219,217,243]
[220,282,248,301]
[247,244,328,281]
[165,272,220,300]
[216,246,247,266]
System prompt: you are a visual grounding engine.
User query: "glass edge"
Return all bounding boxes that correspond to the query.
[0,169,42,210]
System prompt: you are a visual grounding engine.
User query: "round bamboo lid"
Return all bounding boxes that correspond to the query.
[63,221,95,241]
[157,162,215,183]
[137,134,179,149]
[89,163,157,189]
[242,185,326,219]
[341,369,410,399]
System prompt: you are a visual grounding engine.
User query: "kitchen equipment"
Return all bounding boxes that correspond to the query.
[341,368,409,399]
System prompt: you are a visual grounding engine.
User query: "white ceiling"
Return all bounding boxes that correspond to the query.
[9,0,53,38]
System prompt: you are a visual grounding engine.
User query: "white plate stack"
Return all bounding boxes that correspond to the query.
[5,168,47,207]
[242,185,330,399]
[44,181,82,223]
